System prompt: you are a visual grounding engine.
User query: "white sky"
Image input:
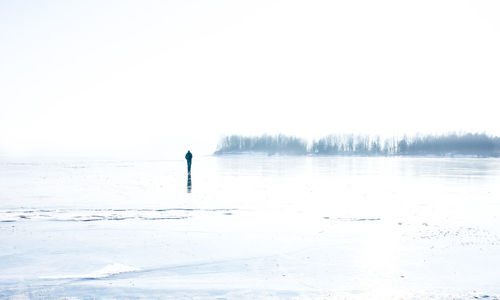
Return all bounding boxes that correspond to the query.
[1,0,499,158]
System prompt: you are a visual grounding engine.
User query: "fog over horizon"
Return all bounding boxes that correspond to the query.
[1,1,500,159]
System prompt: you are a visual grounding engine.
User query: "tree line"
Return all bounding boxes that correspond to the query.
[215,134,308,155]
[215,133,500,157]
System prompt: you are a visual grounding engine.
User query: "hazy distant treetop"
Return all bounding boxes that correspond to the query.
[215,134,308,155]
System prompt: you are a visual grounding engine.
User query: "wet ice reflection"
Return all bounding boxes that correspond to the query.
[187,174,192,193]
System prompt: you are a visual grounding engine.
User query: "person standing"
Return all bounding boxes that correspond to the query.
[185,150,193,174]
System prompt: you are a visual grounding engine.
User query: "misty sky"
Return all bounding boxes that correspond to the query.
[1,0,499,158]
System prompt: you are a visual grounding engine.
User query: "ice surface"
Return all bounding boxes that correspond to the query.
[40,263,139,280]
[1,155,500,299]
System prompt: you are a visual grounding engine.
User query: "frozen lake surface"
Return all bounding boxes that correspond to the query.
[1,155,500,299]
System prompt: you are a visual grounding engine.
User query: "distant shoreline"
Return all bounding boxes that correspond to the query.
[214,133,500,158]
[214,152,499,158]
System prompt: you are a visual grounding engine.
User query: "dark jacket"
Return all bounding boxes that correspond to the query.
[185,151,193,161]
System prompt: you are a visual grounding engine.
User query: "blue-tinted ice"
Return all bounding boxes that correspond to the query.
[1,156,500,298]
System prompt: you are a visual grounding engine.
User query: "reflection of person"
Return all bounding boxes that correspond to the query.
[185,150,193,173]
[187,174,192,193]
